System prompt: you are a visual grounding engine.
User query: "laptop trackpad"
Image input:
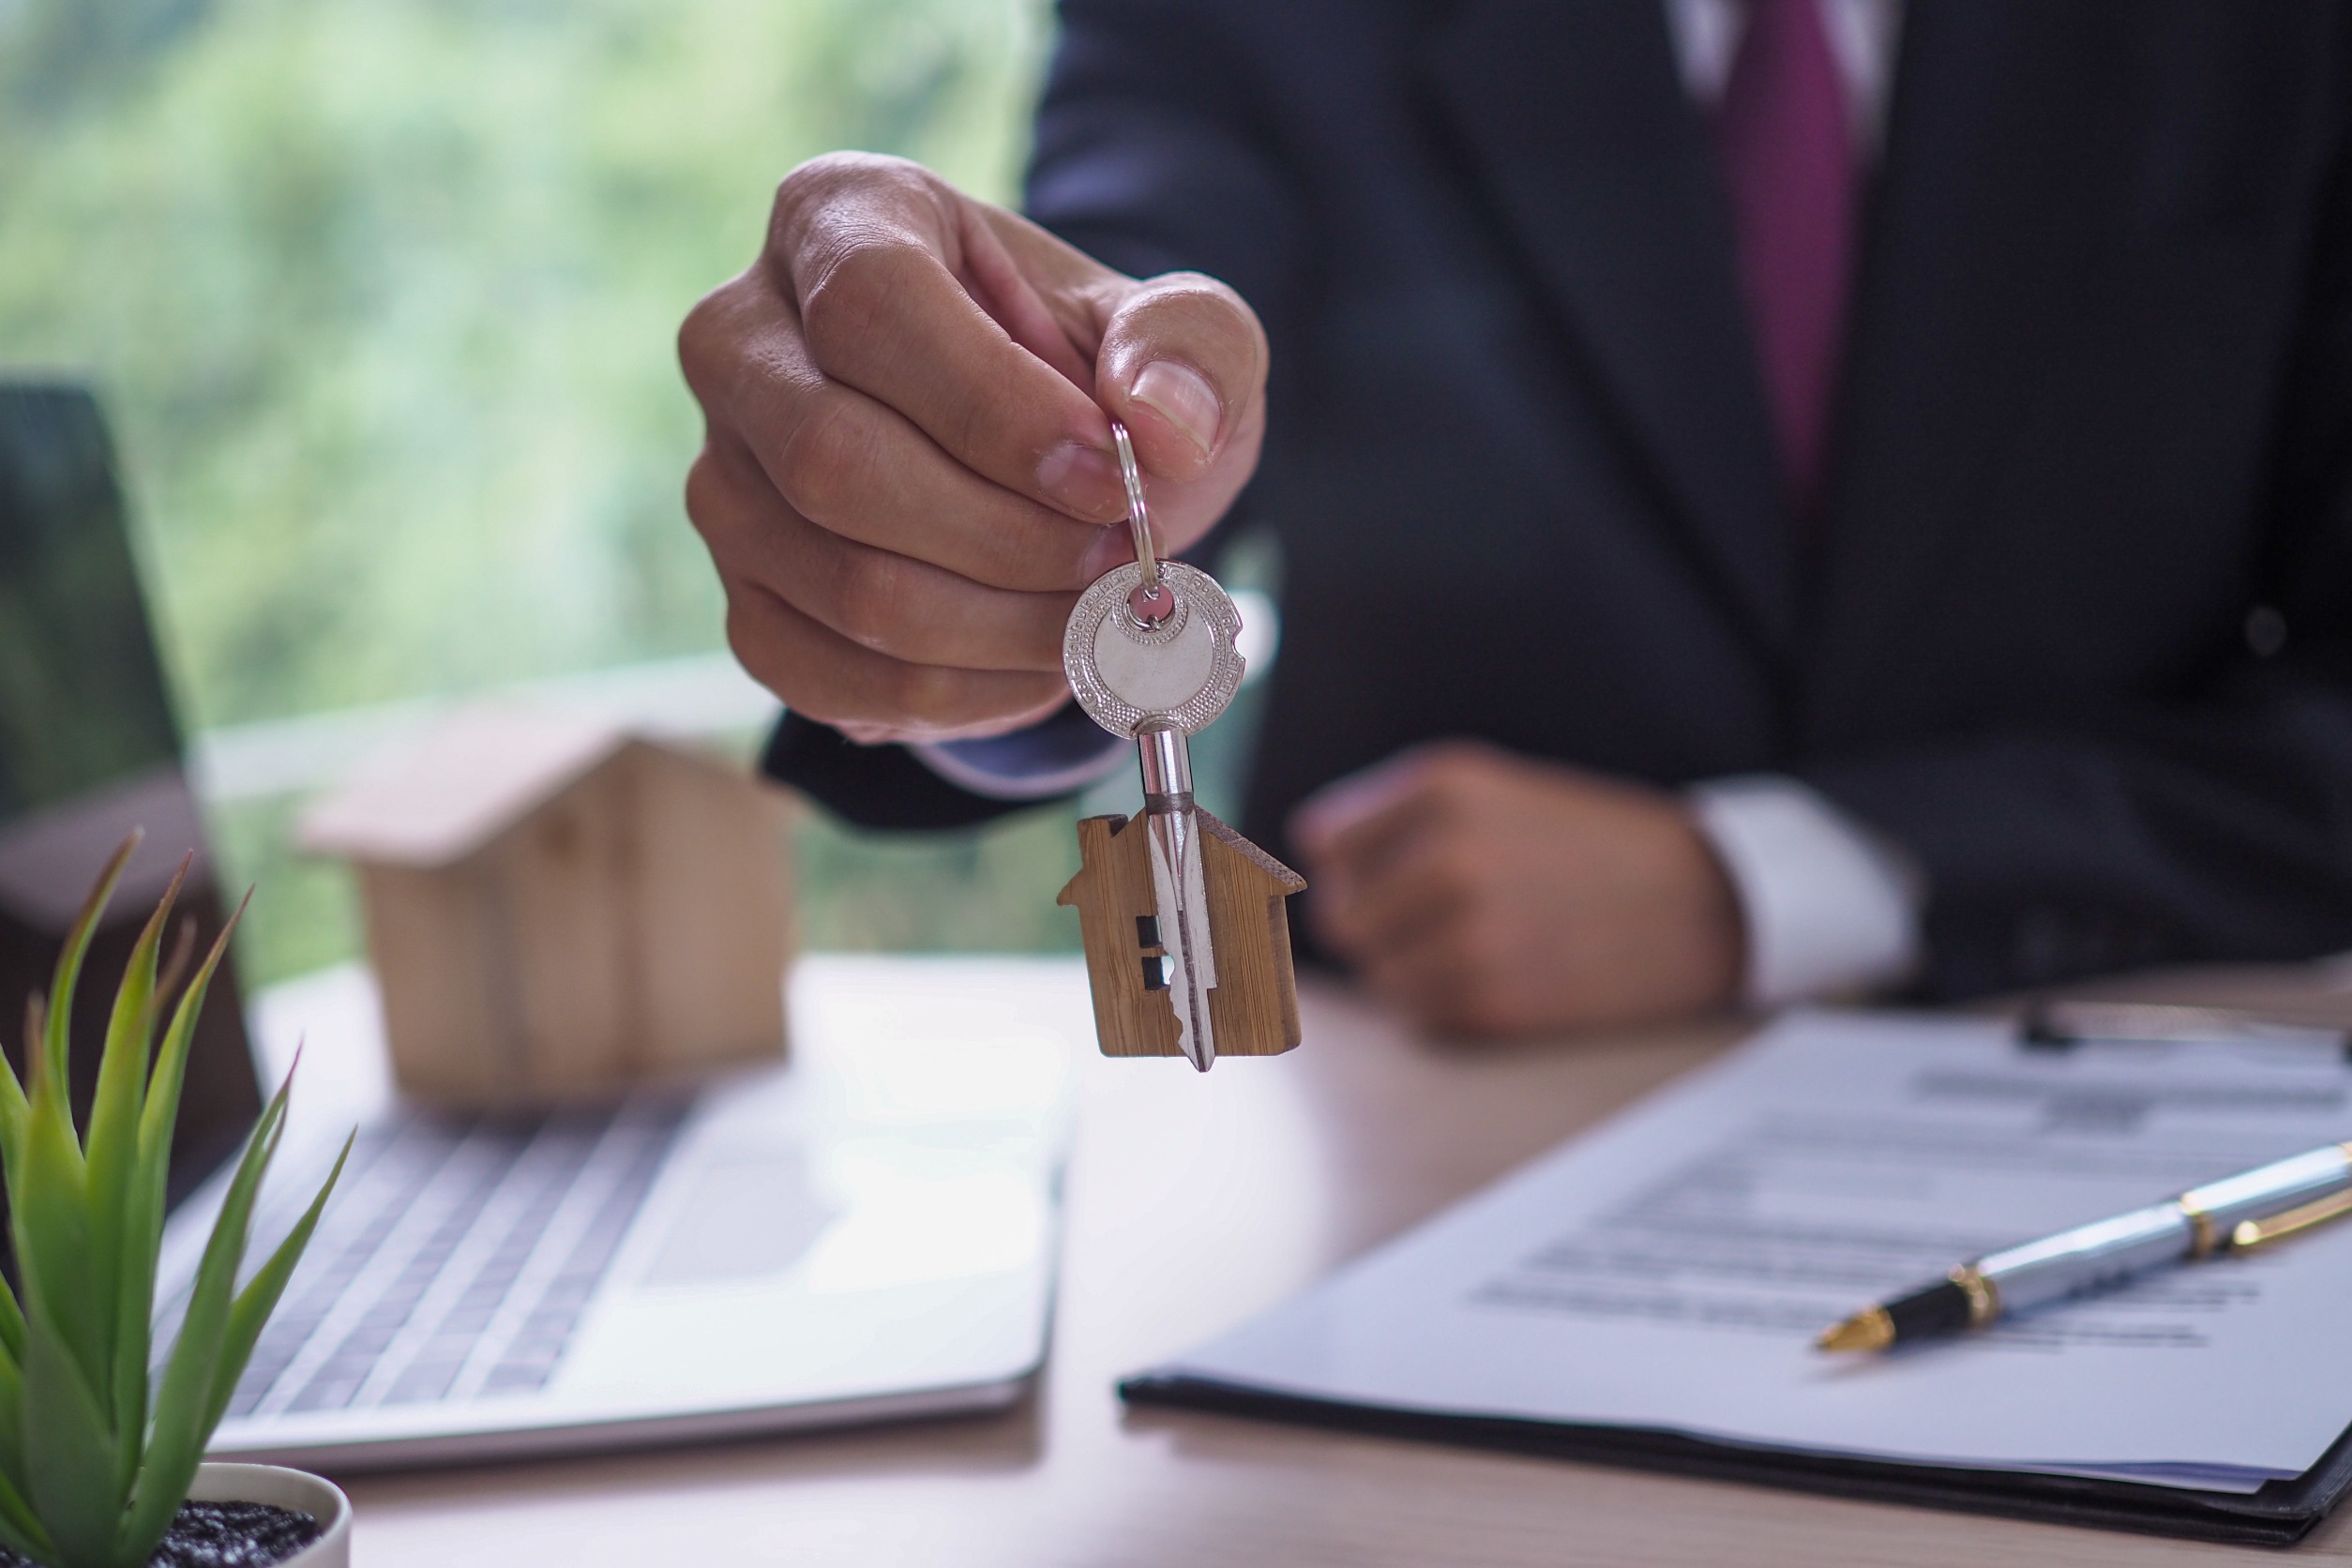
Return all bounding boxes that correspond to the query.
[642,1153,840,1286]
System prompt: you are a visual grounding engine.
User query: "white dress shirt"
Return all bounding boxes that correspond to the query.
[1664,0,1905,153]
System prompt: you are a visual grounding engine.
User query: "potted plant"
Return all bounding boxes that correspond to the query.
[0,835,351,1568]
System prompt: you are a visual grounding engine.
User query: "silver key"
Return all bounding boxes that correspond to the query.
[1061,422,1246,1070]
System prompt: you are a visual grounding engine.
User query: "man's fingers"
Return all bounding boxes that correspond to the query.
[1362,937,1514,1039]
[686,266,1119,592]
[690,442,1076,672]
[717,346,1123,594]
[721,580,1070,741]
[1093,272,1268,481]
[773,158,1128,523]
[1310,832,1481,962]
[771,390,1121,592]
[1290,746,1481,873]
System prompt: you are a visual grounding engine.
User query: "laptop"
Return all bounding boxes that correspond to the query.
[0,384,1078,1470]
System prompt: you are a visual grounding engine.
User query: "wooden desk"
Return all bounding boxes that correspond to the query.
[327,962,2352,1565]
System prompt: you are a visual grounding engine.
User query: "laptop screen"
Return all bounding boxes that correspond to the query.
[0,384,264,1213]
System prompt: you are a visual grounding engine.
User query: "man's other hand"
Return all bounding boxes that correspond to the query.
[680,153,1268,744]
[1290,744,1747,1038]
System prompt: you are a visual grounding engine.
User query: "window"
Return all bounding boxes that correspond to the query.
[0,0,1101,984]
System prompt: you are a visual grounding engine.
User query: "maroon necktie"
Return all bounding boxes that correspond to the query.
[1715,0,1856,521]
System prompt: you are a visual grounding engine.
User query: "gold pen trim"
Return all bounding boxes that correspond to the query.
[2178,1196,2219,1259]
[2231,1186,2352,1252]
[1949,1263,1999,1328]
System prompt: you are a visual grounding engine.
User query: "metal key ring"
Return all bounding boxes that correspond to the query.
[1110,421,1158,592]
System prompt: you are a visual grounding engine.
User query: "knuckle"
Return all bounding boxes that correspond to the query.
[676,275,751,397]
[772,153,849,218]
[1423,846,1483,906]
[775,393,867,523]
[1414,974,1483,1037]
[683,454,725,544]
[1455,922,1512,995]
[723,595,875,731]
[722,596,761,666]
[1148,271,1259,335]
[1428,951,1509,1035]
[798,241,923,363]
[826,551,910,655]
[882,659,971,728]
[1425,745,1486,789]
[1454,995,1516,1040]
[774,151,926,220]
[721,595,792,700]
[675,295,716,384]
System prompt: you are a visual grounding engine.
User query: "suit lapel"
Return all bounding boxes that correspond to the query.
[1424,0,1795,658]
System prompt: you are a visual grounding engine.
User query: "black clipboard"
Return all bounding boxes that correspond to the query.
[1119,1373,2352,1546]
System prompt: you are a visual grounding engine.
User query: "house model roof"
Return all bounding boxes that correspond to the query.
[296,703,650,867]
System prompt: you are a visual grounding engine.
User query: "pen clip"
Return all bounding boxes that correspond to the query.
[2230,1186,2352,1253]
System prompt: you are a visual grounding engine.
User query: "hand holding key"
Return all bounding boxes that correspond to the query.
[678,153,1268,745]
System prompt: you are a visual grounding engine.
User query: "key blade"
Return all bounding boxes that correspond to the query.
[1180,812,1217,995]
[1144,809,1216,1071]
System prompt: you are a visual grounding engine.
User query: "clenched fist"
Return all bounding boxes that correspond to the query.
[1291,743,1747,1038]
[678,154,1268,745]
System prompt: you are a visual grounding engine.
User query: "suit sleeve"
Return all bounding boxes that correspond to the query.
[764,0,1305,827]
[1800,134,2352,1000]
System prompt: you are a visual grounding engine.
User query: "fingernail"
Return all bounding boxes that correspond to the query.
[1036,440,1123,519]
[1131,361,1222,457]
[1078,525,1132,584]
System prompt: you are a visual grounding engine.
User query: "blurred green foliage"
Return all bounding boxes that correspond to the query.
[0,0,1047,727]
[0,0,1093,985]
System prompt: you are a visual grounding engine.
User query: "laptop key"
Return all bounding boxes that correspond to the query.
[209,1099,690,1417]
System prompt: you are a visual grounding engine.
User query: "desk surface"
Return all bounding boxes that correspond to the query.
[319,958,2352,1566]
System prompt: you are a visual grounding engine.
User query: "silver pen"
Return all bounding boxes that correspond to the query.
[1817,1140,2352,1351]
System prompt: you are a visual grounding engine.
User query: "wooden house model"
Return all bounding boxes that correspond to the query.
[299,705,794,1107]
[1057,807,1306,1059]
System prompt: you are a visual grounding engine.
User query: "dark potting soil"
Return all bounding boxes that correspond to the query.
[0,1500,320,1568]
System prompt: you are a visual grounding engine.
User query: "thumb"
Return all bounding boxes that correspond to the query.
[1093,272,1268,483]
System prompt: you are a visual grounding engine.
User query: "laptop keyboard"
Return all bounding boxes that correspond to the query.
[159,1098,690,1421]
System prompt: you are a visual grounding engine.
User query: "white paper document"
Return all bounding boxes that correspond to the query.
[1149,1012,2352,1492]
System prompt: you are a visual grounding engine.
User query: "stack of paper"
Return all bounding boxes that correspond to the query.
[1129,1013,2352,1530]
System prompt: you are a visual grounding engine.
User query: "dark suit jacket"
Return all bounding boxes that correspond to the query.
[765,0,2352,1000]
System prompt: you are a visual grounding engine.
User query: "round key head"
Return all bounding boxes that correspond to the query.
[1063,561,1245,738]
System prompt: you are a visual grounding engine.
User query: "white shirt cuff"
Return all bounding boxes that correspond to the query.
[1687,775,1924,1008]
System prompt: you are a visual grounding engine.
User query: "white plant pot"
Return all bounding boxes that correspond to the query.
[186,1463,351,1568]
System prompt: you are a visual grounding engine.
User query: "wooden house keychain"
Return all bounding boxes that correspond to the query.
[1056,421,1306,1070]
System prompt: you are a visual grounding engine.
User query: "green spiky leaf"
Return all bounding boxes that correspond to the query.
[136,895,245,1187]
[0,838,346,1568]
[0,1001,27,1178]
[123,1070,292,1564]
[0,1463,57,1565]
[89,857,188,1503]
[20,1312,117,1567]
[37,832,137,1146]
[203,1131,350,1439]
[11,1061,99,1425]
[0,1347,25,1500]
[0,1270,23,1369]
